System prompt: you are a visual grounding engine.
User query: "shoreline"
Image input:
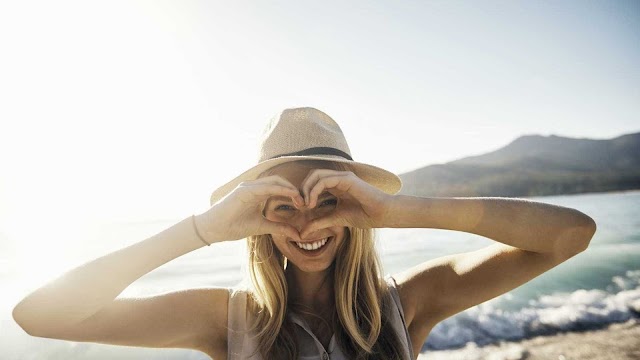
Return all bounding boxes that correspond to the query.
[420,318,640,360]
[523,188,640,199]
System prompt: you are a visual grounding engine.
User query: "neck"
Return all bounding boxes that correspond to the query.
[286,264,335,314]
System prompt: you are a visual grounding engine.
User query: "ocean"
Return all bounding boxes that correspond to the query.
[2,190,639,359]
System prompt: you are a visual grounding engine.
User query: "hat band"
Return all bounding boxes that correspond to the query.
[269,146,353,160]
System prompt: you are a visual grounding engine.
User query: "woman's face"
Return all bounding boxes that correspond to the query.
[262,162,346,274]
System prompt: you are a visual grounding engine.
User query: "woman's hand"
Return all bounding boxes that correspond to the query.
[195,176,305,243]
[298,169,395,239]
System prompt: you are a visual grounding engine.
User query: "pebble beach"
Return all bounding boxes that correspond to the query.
[421,318,640,360]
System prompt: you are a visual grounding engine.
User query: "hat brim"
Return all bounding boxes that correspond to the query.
[209,155,402,206]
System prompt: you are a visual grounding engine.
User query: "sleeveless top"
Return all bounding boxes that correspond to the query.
[227,274,415,360]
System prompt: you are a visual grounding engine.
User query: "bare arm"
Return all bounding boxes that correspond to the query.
[11,215,227,353]
[12,175,303,357]
[291,170,597,356]
[384,196,596,341]
[384,195,596,256]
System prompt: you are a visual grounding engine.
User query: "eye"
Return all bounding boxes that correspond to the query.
[275,204,295,211]
[320,198,338,207]
[274,199,337,211]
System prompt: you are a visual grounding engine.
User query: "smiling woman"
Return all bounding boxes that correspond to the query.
[12,107,596,360]
[240,159,410,359]
[261,162,344,261]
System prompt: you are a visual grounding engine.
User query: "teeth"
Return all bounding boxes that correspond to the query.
[296,237,329,251]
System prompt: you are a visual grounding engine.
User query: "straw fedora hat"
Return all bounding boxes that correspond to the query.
[209,107,402,206]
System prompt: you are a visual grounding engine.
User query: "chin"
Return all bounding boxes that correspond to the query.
[286,259,335,274]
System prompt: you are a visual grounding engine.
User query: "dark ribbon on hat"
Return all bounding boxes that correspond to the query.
[270,147,353,160]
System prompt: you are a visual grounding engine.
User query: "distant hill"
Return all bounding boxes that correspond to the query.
[397,131,640,198]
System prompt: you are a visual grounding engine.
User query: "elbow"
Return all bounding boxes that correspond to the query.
[579,214,597,243]
[13,317,52,338]
[12,302,38,336]
[584,219,597,248]
[12,304,35,335]
[570,215,597,254]
[13,302,50,337]
[554,215,597,259]
[584,216,597,238]
[13,300,79,339]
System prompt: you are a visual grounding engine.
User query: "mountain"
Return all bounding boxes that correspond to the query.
[397,132,640,198]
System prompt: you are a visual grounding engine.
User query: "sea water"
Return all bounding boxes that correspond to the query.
[1,190,638,359]
[379,191,640,352]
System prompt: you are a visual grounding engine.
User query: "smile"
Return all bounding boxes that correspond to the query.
[295,237,329,250]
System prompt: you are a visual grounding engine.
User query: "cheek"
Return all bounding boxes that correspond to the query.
[334,226,347,238]
[270,235,290,253]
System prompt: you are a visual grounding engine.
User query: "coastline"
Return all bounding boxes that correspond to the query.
[420,318,640,360]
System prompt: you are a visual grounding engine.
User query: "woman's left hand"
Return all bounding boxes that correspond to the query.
[298,169,395,238]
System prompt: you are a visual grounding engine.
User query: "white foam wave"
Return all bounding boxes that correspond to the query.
[424,270,640,351]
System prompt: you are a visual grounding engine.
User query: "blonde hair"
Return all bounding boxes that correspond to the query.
[243,159,405,359]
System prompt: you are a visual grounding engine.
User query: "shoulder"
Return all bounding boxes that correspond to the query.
[382,274,413,324]
[387,265,442,332]
[226,287,264,359]
[382,274,420,360]
[195,286,262,359]
[386,270,441,359]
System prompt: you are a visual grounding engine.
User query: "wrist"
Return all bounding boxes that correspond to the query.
[193,213,216,245]
[382,194,428,228]
[381,194,402,228]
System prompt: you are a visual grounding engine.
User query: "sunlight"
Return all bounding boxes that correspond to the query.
[6,213,91,293]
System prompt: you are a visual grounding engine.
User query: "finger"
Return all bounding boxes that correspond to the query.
[307,174,351,209]
[251,176,304,205]
[265,175,304,207]
[262,219,301,241]
[300,169,322,205]
[300,214,344,239]
[301,169,342,206]
[247,184,302,206]
[253,175,295,189]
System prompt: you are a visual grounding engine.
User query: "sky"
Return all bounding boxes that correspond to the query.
[1,0,638,237]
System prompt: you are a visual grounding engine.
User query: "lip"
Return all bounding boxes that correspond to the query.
[290,236,333,257]
[291,237,331,243]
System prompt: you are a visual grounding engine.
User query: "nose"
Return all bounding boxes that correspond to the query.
[289,207,324,234]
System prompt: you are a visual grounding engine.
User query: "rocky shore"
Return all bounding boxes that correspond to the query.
[420,318,640,360]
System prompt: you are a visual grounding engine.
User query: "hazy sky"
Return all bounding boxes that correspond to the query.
[1,0,638,232]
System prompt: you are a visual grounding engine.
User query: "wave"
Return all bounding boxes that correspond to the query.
[423,270,640,351]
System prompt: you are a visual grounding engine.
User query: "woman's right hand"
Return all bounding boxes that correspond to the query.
[194,176,305,243]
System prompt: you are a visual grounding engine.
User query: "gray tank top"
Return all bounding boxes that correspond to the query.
[227,274,415,360]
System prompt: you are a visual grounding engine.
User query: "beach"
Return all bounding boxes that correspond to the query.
[3,191,639,359]
[422,318,640,360]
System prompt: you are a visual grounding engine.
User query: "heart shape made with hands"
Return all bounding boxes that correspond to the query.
[295,169,393,239]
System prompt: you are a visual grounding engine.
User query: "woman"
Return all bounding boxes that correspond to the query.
[13,107,597,360]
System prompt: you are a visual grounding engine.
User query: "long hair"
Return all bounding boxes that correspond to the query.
[245,160,405,359]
